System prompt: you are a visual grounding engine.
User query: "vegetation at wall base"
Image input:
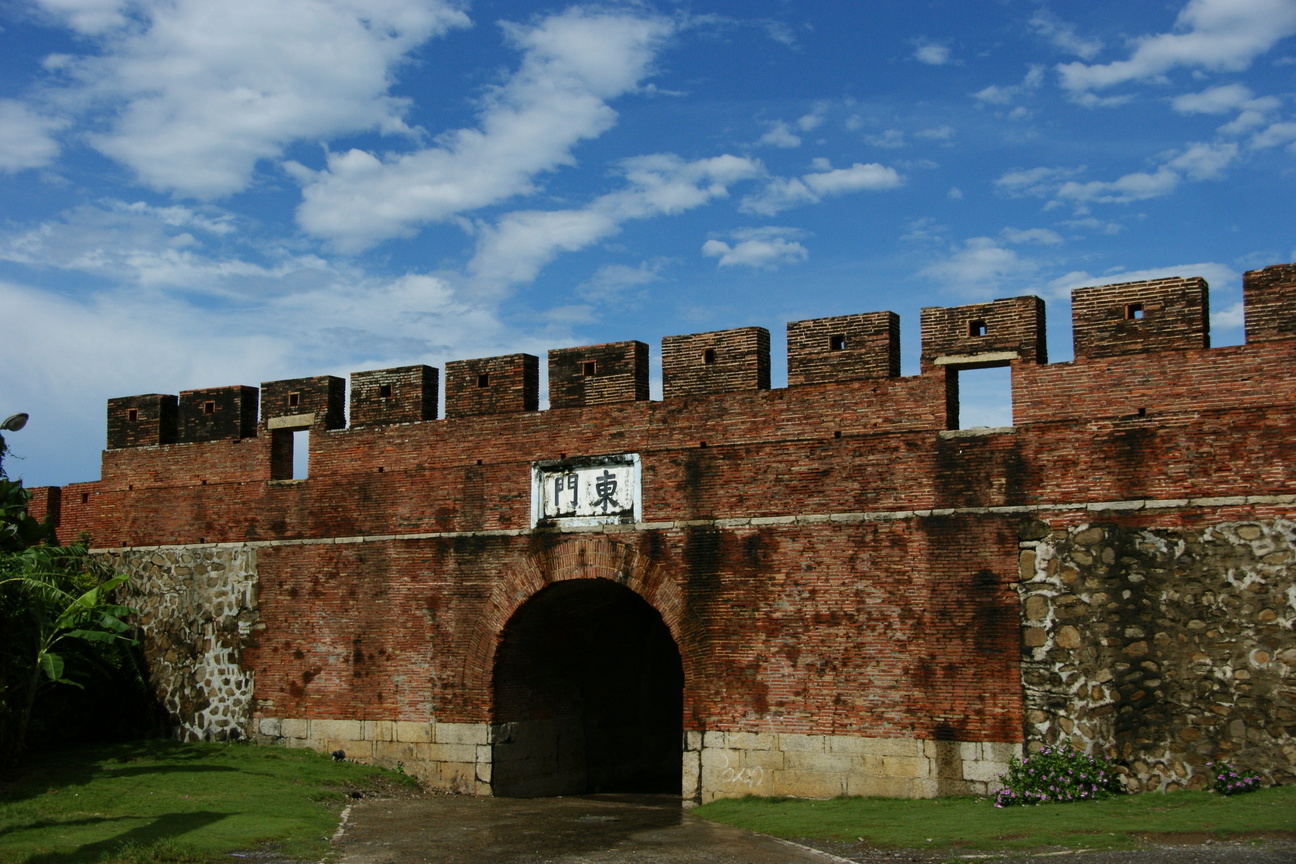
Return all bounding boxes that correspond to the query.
[0,739,420,863]
[693,786,1296,854]
[993,744,1125,807]
[0,476,154,768]
[1208,761,1263,796]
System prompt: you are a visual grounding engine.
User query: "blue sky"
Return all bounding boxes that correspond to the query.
[2,0,1295,488]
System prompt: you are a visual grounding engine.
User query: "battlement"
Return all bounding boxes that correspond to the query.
[101,263,1296,448]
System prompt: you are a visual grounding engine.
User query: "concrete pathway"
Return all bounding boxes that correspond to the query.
[330,793,851,864]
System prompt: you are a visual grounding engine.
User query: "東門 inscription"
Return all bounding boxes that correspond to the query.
[531,454,641,526]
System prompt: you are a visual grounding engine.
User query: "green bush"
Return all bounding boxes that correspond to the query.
[1207,762,1262,796]
[994,744,1124,807]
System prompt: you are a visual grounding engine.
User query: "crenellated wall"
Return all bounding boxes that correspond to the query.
[25,261,1296,803]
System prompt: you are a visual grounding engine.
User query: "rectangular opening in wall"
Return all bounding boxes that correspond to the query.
[203,401,215,415]
[477,372,491,388]
[288,392,300,408]
[702,348,716,364]
[127,408,139,422]
[956,365,1013,429]
[1125,302,1144,320]
[968,320,988,338]
[292,429,310,479]
[582,360,597,376]
[829,334,846,351]
[378,383,393,399]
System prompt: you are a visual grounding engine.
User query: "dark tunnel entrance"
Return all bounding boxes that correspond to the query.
[491,579,684,798]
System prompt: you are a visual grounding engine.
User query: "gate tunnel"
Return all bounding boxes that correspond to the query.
[491,579,684,798]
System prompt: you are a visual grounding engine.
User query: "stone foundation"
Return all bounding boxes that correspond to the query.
[688,731,1019,803]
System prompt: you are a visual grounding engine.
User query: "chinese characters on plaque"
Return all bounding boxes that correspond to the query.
[532,454,640,526]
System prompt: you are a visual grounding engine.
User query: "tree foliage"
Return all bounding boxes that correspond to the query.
[0,476,139,767]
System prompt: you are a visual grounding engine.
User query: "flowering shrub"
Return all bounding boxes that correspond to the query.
[1207,762,1262,795]
[993,744,1124,808]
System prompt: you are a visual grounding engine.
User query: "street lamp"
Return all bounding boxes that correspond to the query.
[0,412,28,476]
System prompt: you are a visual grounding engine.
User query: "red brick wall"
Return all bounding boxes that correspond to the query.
[27,261,1296,758]
[1072,276,1208,359]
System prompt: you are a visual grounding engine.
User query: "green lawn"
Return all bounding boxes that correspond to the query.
[693,787,1296,854]
[0,740,417,864]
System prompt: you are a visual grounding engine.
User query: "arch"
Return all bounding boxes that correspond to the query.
[492,578,683,796]
[465,536,686,700]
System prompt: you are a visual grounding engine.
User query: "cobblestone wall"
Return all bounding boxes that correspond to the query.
[111,545,259,741]
[1019,518,1296,791]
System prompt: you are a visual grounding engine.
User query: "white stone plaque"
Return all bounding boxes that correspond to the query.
[532,453,641,527]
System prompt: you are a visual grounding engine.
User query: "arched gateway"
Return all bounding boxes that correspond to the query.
[473,537,688,797]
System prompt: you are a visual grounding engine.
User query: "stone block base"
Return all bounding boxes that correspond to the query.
[254,717,492,795]
[687,731,1020,803]
[255,717,1019,803]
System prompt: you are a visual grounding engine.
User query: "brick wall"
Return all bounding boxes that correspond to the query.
[28,261,1296,801]
[662,327,770,398]
[444,354,539,418]
[1072,276,1208,359]
[787,311,899,385]
[548,341,649,408]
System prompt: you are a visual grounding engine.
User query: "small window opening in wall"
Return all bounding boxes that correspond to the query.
[833,430,842,439]
[127,408,139,422]
[702,348,716,364]
[1126,302,1144,320]
[955,365,1013,429]
[829,334,847,351]
[202,401,215,415]
[968,320,988,338]
[1137,407,1147,418]
[582,360,597,376]
[292,429,309,479]
[378,384,393,399]
[477,372,491,388]
[81,492,89,504]
[699,441,708,448]
[377,466,384,473]
[288,392,300,408]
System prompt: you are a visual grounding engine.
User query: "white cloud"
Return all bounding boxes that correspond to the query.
[575,262,662,303]
[1000,227,1064,245]
[972,66,1044,108]
[1172,83,1260,115]
[866,129,906,149]
[1249,122,1296,150]
[1056,167,1182,206]
[1165,141,1238,180]
[917,236,1038,295]
[1029,10,1103,60]
[292,8,675,252]
[1058,0,1296,99]
[797,109,826,132]
[468,153,761,294]
[916,125,953,141]
[740,161,902,215]
[702,227,808,269]
[0,99,65,172]
[994,165,1084,197]
[39,0,471,199]
[913,41,952,66]
[759,121,802,148]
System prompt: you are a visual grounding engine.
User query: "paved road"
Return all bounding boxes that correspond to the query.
[330,794,850,864]
[329,794,1296,864]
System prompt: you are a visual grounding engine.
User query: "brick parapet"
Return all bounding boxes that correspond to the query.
[1072,276,1208,359]
[1243,263,1296,344]
[662,327,770,398]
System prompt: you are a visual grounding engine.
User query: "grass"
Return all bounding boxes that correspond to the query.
[0,739,419,864]
[693,786,1296,855]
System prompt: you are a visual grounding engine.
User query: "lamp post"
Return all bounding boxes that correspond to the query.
[0,412,29,477]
